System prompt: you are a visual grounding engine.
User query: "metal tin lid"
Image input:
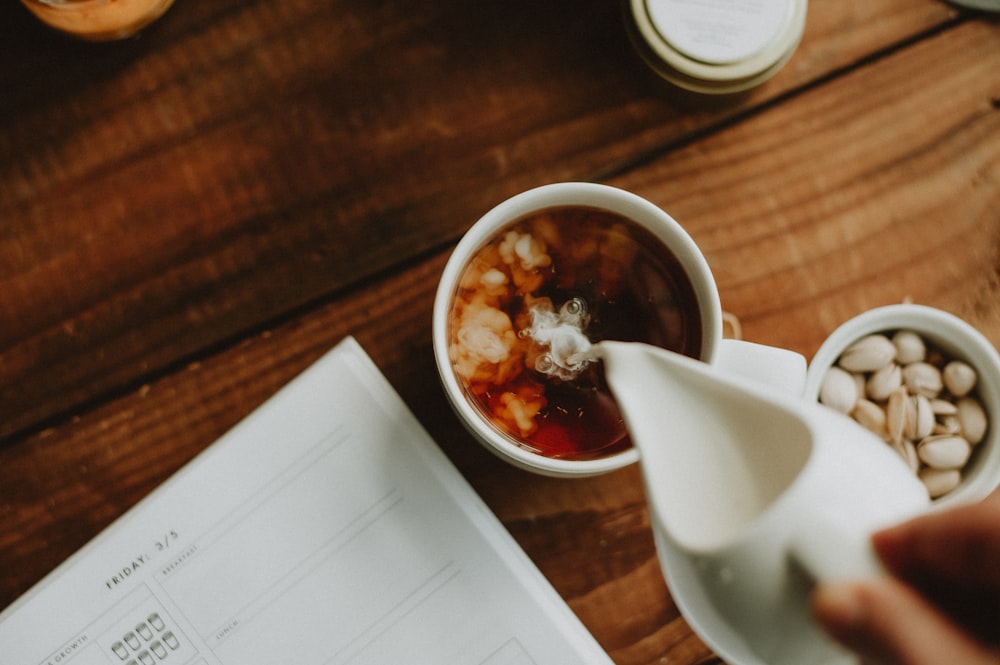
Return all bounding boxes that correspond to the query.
[627,0,808,94]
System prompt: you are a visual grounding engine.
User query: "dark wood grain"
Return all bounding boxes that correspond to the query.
[2,1,998,663]
[611,19,1000,356]
[0,0,960,442]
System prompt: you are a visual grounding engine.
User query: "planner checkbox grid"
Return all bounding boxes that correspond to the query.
[108,610,182,663]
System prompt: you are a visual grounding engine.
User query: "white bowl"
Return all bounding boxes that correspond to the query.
[804,304,1000,506]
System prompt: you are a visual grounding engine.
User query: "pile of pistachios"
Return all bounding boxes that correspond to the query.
[819,330,989,499]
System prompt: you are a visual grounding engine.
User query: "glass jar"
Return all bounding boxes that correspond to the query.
[21,0,176,41]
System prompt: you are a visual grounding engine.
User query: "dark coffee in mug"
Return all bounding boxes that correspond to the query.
[445,205,702,460]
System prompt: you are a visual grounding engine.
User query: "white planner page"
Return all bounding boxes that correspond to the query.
[0,337,613,665]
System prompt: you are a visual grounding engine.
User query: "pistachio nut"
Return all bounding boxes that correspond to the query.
[893,438,920,473]
[903,362,943,398]
[919,467,962,499]
[943,360,977,398]
[933,414,962,435]
[930,399,958,416]
[867,363,902,402]
[917,434,972,470]
[838,334,897,373]
[956,396,987,445]
[819,366,858,414]
[892,330,927,364]
[852,399,887,438]
[886,386,908,445]
[904,394,934,441]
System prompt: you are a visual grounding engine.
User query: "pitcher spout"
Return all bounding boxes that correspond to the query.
[596,341,813,552]
[595,340,930,665]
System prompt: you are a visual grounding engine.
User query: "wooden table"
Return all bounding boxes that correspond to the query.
[2,1,998,662]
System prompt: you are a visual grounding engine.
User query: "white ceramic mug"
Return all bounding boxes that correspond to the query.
[432,182,805,476]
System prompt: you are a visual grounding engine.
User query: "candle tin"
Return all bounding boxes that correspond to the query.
[626,0,808,94]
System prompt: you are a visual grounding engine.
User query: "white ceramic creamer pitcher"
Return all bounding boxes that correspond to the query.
[597,341,930,665]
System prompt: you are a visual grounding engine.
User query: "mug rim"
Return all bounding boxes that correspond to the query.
[803,303,1000,506]
[432,182,722,476]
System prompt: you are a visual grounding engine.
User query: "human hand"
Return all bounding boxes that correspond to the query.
[811,488,1000,665]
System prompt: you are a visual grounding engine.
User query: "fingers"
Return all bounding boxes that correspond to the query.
[871,491,1000,645]
[873,493,1000,590]
[812,578,999,665]
[813,490,1000,664]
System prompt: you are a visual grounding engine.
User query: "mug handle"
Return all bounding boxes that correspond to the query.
[716,339,808,397]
